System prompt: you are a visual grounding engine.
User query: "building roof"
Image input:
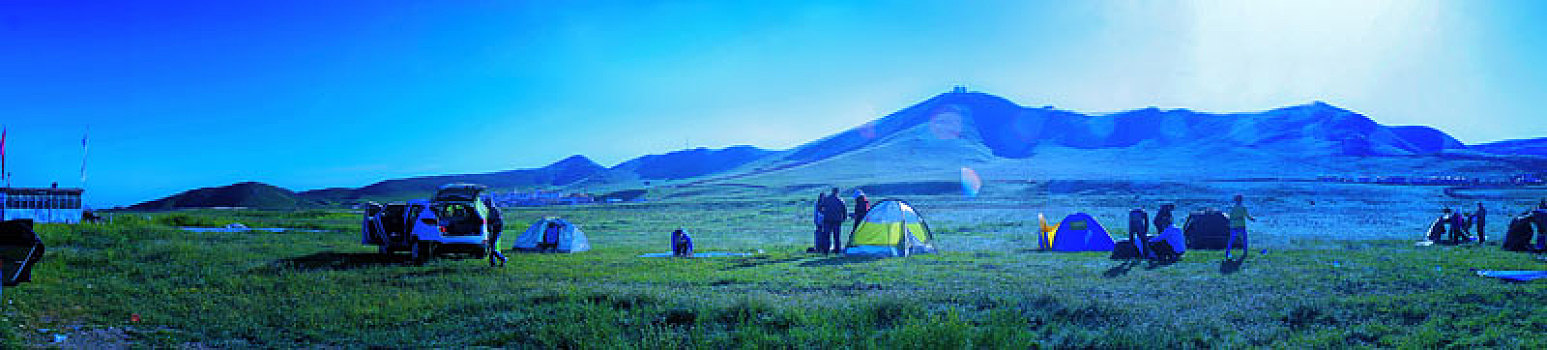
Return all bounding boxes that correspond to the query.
[3,187,85,195]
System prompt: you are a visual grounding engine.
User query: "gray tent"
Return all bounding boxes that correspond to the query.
[513,217,590,253]
[1182,209,1232,249]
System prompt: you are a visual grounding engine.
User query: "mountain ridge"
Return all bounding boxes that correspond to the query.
[127,90,1543,208]
[295,155,609,202]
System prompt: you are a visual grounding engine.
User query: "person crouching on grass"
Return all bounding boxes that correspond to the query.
[1225,194,1257,260]
[671,228,694,257]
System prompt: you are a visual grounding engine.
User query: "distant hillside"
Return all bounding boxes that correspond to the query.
[573,146,775,188]
[135,89,1545,206]
[299,155,606,202]
[1471,137,1547,157]
[771,93,1467,167]
[697,91,1534,187]
[128,182,308,210]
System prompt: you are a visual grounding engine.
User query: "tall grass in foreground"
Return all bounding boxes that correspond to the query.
[2,208,1546,347]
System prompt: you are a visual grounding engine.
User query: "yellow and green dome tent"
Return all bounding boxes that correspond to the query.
[844,199,936,257]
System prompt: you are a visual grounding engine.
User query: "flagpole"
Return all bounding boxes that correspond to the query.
[81,126,89,189]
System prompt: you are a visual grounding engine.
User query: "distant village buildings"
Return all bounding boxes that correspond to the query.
[1315,173,1545,186]
[486,189,596,207]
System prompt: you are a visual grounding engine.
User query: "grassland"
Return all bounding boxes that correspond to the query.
[6,183,1547,348]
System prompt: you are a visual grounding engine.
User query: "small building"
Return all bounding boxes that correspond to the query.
[1,187,85,224]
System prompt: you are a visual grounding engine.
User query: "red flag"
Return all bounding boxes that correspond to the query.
[1,126,6,183]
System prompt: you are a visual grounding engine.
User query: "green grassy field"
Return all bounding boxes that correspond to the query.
[6,197,1547,348]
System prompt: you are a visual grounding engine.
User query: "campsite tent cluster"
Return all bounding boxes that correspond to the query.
[1030,210,1233,256]
[361,182,1242,261]
[501,203,1244,258]
[843,200,1240,258]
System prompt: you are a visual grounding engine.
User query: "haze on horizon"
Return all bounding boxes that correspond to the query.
[2,0,1544,207]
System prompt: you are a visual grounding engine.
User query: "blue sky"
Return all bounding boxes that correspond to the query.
[2,0,1544,207]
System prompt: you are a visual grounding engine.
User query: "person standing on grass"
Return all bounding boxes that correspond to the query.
[484,198,506,267]
[1533,205,1547,251]
[1437,208,1458,244]
[821,187,849,254]
[1225,194,1256,259]
[812,192,827,253]
[852,189,870,232]
[1457,211,1474,243]
[1153,203,1175,234]
[1128,207,1149,258]
[1475,202,1488,244]
[542,222,561,252]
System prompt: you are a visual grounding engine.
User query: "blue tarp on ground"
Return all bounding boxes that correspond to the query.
[180,227,326,233]
[638,252,754,258]
[1476,270,1547,282]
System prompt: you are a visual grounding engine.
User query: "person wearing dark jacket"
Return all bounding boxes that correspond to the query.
[1153,203,1175,234]
[821,188,849,254]
[671,228,694,257]
[1475,202,1488,244]
[852,190,870,232]
[1128,208,1150,258]
[1444,208,1467,244]
[1534,207,1547,251]
[484,199,506,267]
[1504,213,1536,252]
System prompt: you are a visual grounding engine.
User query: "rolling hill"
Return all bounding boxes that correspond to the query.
[127,182,310,210]
[296,155,608,202]
[570,146,776,189]
[1471,137,1547,157]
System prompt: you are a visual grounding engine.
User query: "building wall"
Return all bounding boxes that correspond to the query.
[3,209,82,224]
